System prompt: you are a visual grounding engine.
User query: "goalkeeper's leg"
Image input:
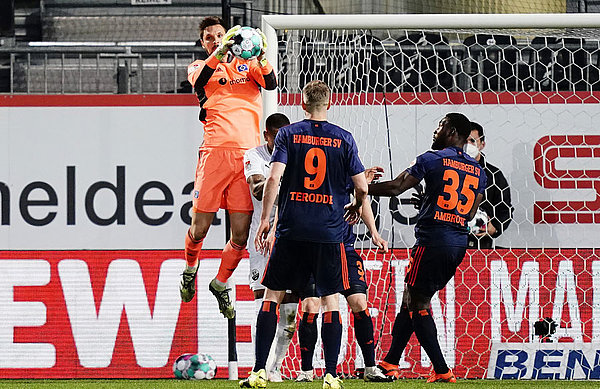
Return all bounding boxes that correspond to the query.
[180,212,213,303]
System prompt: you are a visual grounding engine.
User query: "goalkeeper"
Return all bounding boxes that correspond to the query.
[180,16,277,320]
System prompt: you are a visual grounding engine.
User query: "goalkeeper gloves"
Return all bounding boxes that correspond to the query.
[256,28,269,67]
[214,25,241,62]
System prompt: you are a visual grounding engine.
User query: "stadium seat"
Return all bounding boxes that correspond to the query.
[462,34,519,92]
[392,32,453,93]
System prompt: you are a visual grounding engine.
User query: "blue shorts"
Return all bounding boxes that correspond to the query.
[262,237,348,297]
[405,245,466,297]
[300,247,366,299]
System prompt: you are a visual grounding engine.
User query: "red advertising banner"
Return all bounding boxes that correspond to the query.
[0,249,598,379]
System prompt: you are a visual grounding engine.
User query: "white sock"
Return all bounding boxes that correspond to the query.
[266,302,297,372]
[185,264,198,272]
[211,277,227,289]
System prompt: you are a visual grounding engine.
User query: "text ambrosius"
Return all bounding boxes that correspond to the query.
[434,210,465,226]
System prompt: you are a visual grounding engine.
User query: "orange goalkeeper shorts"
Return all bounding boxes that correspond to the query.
[192,147,253,214]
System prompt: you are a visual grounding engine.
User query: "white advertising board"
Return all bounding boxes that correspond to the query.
[1,93,599,249]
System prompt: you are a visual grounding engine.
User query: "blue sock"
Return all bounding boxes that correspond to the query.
[411,309,449,374]
[384,305,413,365]
[321,311,342,377]
[253,301,278,372]
[298,312,318,371]
[353,309,376,367]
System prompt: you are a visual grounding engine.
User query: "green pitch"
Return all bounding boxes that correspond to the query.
[0,380,598,389]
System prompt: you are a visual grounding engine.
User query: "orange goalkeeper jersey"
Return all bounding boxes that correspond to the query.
[187,55,274,149]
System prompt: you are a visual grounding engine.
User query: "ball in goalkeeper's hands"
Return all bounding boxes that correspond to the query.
[230,27,263,60]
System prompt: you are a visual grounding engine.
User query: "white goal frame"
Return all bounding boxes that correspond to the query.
[261,12,600,120]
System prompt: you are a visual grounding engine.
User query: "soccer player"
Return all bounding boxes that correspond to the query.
[180,16,277,319]
[295,192,391,383]
[239,80,367,389]
[243,112,297,382]
[369,113,487,383]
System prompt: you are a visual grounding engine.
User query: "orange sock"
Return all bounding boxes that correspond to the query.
[216,240,245,283]
[185,229,203,267]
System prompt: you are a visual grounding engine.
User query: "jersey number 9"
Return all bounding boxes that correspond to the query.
[303,147,327,190]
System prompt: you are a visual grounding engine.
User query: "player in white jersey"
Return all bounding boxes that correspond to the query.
[243,113,297,382]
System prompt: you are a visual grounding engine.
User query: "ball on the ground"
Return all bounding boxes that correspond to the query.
[173,353,217,380]
[468,208,489,234]
[230,26,263,60]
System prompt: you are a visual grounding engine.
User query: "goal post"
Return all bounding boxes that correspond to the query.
[259,13,600,380]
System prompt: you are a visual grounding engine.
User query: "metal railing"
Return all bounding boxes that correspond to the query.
[2,40,600,94]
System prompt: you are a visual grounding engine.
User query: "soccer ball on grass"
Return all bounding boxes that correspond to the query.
[173,353,217,380]
[230,26,263,60]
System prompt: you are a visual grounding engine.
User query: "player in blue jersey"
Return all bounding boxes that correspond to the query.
[295,176,391,383]
[368,113,487,383]
[239,80,367,389]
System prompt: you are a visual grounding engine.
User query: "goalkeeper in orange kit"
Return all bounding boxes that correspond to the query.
[180,16,277,319]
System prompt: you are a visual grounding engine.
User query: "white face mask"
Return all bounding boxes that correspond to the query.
[464,143,479,159]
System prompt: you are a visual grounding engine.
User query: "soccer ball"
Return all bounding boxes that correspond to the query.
[468,208,489,234]
[173,353,217,380]
[230,26,263,60]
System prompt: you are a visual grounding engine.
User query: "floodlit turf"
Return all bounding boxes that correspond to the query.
[0,379,599,388]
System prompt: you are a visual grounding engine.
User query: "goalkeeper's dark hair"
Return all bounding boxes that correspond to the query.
[471,121,485,142]
[265,113,290,137]
[445,112,472,140]
[199,16,226,41]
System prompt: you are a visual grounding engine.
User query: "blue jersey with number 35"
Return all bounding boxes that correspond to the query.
[406,146,487,247]
[271,119,365,243]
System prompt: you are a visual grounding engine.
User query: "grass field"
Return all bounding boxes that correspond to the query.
[1,379,599,389]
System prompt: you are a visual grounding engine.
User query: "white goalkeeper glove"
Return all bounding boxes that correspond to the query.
[256,28,268,67]
[214,25,241,62]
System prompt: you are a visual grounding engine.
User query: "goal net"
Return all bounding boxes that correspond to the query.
[262,14,600,380]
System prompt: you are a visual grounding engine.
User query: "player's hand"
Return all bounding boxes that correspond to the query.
[254,218,270,253]
[371,232,389,253]
[365,166,384,184]
[475,221,497,237]
[256,28,268,67]
[214,25,240,61]
[344,202,362,225]
[409,191,424,210]
[262,229,276,257]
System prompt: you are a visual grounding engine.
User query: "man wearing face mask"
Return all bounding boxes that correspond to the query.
[465,122,513,249]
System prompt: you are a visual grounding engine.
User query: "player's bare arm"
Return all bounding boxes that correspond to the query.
[255,161,285,251]
[263,209,278,256]
[345,172,368,225]
[368,170,420,197]
[247,174,266,201]
[360,196,389,253]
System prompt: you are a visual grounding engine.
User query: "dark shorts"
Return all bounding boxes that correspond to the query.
[300,247,366,300]
[405,245,466,297]
[262,237,348,297]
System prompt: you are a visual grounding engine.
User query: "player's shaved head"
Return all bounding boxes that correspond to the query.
[266,113,290,137]
[445,113,471,140]
[302,80,330,112]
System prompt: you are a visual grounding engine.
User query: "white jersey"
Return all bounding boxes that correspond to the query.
[243,144,276,254]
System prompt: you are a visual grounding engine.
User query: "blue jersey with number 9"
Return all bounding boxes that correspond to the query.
[271,119,365,243]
